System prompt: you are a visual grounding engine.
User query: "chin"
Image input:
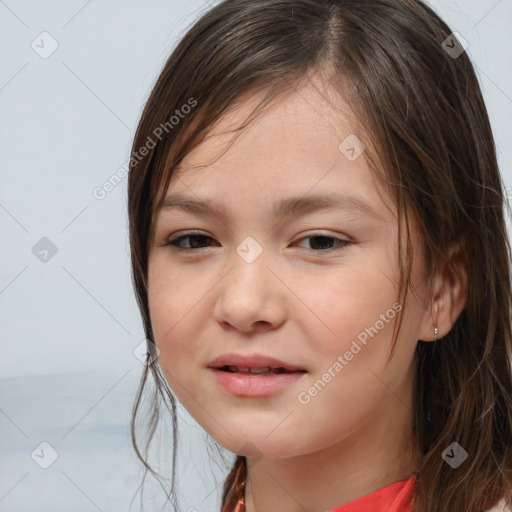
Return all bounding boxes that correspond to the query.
[212,432,302,460]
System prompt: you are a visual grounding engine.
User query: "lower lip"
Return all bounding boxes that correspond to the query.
[209,368,307,397]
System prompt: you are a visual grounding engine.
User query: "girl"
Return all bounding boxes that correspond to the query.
[127,1,512,511]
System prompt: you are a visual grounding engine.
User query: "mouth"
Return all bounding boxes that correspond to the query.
[208,352,307,373]
[217,365,307,376]
[210,365,308,397]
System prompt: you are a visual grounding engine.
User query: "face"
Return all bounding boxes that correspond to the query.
[147,76,431,460]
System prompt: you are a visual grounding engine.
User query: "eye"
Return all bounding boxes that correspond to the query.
[165,231,217,250]
[164,231,351,252]
[294,234,351,252]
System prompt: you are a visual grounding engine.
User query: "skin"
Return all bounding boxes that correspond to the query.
[147,73,467,512]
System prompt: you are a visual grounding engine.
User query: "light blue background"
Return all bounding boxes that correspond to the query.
[1,1,511,511]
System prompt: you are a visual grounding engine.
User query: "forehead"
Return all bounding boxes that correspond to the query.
[177,77,360,169]
[159,77,394,221]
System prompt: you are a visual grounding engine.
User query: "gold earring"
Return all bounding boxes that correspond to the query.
[434,326,438,342]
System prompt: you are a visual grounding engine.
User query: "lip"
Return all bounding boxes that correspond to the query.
[207,352,308,397]
[207,352,306,372]
[209,368,307,397]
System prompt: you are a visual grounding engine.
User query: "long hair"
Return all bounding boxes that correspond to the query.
[128,1,512,510]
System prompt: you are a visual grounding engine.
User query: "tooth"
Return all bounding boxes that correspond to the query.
[228,366,252,372]
[249,367,272,373]
[227,366,276,373]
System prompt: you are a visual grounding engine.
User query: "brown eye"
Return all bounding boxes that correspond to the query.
[166,232,217,250]
[296,235,351,252]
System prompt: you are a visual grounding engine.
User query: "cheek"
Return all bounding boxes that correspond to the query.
[148,296,198,358]
[291,318,413,456]
[147,253,205,333]
[299,261,401,354]
[147,294,205,414]
[147,259,201,377]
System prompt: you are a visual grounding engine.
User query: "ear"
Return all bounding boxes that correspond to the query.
[417,239,468,342]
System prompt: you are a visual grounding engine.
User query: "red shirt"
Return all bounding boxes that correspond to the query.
[233,474,415,512]
[326,474,415,512]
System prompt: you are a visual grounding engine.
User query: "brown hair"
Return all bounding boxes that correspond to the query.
[128,1,512,511]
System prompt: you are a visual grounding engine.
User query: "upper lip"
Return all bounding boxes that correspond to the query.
[208,352,306,372]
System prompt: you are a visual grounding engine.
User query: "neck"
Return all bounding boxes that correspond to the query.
[243,395,420,512]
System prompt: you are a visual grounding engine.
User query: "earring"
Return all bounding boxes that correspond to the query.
[434,326,438,342]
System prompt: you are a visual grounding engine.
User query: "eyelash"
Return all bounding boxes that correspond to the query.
[164,231,352,253]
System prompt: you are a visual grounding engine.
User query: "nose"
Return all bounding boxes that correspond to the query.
[212,243,287,334]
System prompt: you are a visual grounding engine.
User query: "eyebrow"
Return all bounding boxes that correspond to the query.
[158,192,382,221]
